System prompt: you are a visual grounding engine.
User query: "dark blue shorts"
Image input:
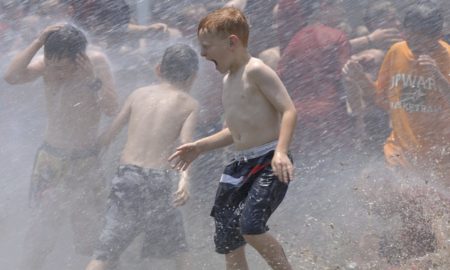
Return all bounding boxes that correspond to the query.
[93,165,187,262]
[211,150,290,254]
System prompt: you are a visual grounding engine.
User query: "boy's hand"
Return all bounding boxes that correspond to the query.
[173,175,189,207]
[342,59,366,83]
[147,23,168,33]
[168,142,201,171]
[37,24,64,46]
[271,151,294,183]
[145,23,169,38]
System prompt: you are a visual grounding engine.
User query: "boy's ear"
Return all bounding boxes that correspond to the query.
[229,35,239,48]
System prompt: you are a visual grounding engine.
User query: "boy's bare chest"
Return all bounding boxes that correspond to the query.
[222,78,259,108]
[44,80,97,112]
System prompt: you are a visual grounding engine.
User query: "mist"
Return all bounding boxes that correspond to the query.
[1,0,450,269]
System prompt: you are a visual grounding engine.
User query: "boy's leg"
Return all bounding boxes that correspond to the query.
[140,173,189,269]
[243,233,291,270]
[87,169,144,270]
[240,167,291,270]
[20,187,66,270]
[21,148,67,270]
[69,162,106,256]
[225,246,249,270]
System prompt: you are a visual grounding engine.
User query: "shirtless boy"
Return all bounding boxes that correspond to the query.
[85,43,199,270]
[3,24,118,269]
[169,7,297,270]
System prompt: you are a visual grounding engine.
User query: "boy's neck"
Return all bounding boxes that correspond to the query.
[161,81,191,93]
[229,50,252,75]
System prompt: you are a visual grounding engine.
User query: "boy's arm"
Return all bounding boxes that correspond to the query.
[249,62,297,182]
[97,93,133,149]
[169,127,233,171]
[342,59,377,104]
[195,127,234,152]
[127,23,168,37]
[3,25,62,84]
[173,105,199,207]
[92,53,119,116]
[349,28,402,53]
[179,105,199,145]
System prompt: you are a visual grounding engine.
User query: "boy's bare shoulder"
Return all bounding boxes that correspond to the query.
[246,57,277,81]
[86,50,110,67]
[130,85,156,98]
[247,57,272,73]
[176,90,199,111]
[130,85,198,110]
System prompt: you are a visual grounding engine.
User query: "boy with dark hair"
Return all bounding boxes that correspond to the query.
[379,3,450,172]
[3,24,118,270]
[85,43,199,270]
[43,24,88,60]
[169,7,296,270]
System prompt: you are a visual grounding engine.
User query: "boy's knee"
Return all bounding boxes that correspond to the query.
[242,234,259,242]
[239,217,267,236]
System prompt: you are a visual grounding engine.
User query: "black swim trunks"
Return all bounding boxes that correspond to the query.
[211,141,290,254]
[93,165,187,262]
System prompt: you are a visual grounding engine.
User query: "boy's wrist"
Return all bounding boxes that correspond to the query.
[193,140,205,153]
[33,38,45,49]
[275,149,288,155]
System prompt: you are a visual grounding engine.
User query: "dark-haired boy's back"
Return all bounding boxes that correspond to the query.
[117,84,198,168]
[86,44,198,270]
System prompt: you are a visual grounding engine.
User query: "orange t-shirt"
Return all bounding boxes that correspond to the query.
[376,41,450,168]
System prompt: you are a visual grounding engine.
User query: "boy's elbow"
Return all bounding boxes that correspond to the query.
[293,108,298,120]
[3,73,19,85]
[289,104,297,119]
[292,109,298,122]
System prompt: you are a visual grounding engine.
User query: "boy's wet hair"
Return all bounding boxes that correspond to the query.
[198,7,249,47]
[44,25,87,60]
[160,44,199,83]
[403,2,443,37]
